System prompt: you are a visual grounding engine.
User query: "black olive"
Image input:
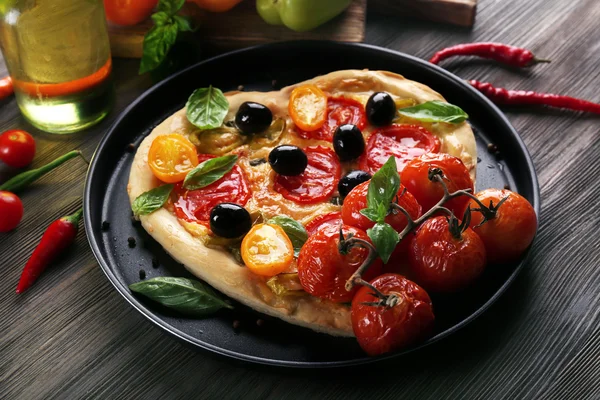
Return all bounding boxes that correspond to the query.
[333,124,365,161]
[366,92,396,126]
[235,102,273,135]
[209,203,252,238]
[268,145,308,176]
[338,170,372,198]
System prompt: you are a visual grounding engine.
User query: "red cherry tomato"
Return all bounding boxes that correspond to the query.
[295,97,367,141]
[305,211,343,236]
[104,0,158,26]
[468,189,537,264]
[297,224,382,303]
[0,130,36,168]
[401,153,473,217]
[273,146,341,204]
[351,273,435,356]
[408,216,486,293]
[173,154,251,225]
[0,191,24,232]
[359,124,440,175]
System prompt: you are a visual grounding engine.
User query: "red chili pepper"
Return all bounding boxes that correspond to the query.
[16,208,83,294]
[429,43,550,68]
[0,76,14,100]
[469,80,600,114]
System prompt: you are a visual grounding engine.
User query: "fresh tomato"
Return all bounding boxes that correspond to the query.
[0,191,23,232]
[297,224,382,303]
[468,189,537,264]
[351,273,434,356]
[273,146,341,204]
[305,211,343,236]
[173,154,250,225]
[296,97,367,141]
[186,0,243,12]
[241,223,294,277]
[0,77,14,100]
[104,0,157,26]
[359,124,440,175]
[148,134,199,183]
[288,85,328,132]
[408,216,486,293]
[401,153,473,217]
[0,129,36,168]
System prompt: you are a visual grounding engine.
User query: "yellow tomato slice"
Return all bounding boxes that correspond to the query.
[148,134,199,183]
[288,85,328,132]
[241,224,294,277]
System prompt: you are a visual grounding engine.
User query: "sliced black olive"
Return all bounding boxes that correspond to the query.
[209,203,252,238]
[268,145,308,176]
[338,170,372,198]
[235,102,273,135]
[333,124,365,161]
[366,92,396,126]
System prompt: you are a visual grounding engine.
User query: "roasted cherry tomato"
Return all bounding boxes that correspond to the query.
[408,216,486,293]
[241,223,294,277]
[468,189,537,264]
[0,191,23,232]
[289,85,328,132]
[305,211,343,236]
[186,0,243,12]
[148,134,199,183]
[296,97,367,141]
[359,124,440,175]
[351,273,434,356]
[0,129,35,168]
[273,146,341,204]
[297,224,382,303]
[104,0,157,26]
[173,154,250,224]
[401,153,473,217]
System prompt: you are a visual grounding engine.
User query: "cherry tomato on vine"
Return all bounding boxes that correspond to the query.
[408,216,486,293]
[351,273,434,356]
[104,0,158,26]
[468,189,537,264]
[401,153,473,217]
[297,224,382,303]
[0,191,23,232]
[148,134,199,183]
[305,211,343,236]
[0,129,36,168]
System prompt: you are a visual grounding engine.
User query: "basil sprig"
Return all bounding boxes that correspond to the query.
[183,154,238,190]
[129,277,233,317]
[397,100,468,124]
[132,184,174,216]
[139,0,193,74]
[186,86,230,130]
[267,216,308,257]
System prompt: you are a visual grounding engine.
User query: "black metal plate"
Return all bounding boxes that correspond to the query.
[84,41,540,368]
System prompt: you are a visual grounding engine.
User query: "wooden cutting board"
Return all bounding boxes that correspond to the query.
[108,0,477,59]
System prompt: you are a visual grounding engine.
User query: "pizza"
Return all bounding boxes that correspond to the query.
[127,69,483,352]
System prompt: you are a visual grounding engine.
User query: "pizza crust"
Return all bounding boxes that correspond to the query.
[127,70,477,337]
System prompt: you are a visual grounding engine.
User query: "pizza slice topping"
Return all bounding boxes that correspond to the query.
[294,96,367,141]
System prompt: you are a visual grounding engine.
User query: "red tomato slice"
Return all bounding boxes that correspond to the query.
[305,212,343,236]
[173,154,251,225]
[295,97,367,141]
[359,124,440,174]
[274,146,341,204]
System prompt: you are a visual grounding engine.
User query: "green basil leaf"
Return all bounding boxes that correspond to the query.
[132,184,174,216]
[359,208,382,222]
[129,277,233,317]
[397,100,468,124]
[186,86,230,130]
[267,216,309,257]
[139,21,179,74]
[151,11,171,26]
[173,15,193,32]
[362,156,400,223]
[157,0,185,16]
[367,222,400,264]
[183,155,238,190]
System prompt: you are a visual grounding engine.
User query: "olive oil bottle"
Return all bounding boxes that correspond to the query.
[0,0,114,133]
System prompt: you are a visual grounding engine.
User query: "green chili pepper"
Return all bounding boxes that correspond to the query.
[256,0,352,32]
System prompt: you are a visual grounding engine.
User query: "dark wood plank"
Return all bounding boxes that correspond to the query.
[1,0,600,398]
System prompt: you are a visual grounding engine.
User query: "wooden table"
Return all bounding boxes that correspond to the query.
[2,0,599,398]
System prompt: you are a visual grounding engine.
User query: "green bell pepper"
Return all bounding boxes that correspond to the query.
[256,0,352,32]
